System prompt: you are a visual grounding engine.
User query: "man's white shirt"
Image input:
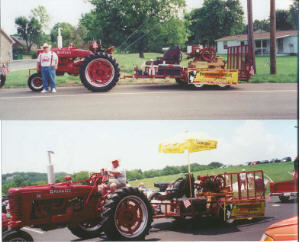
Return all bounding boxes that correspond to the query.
[37,52,58,67]
[109,165,126,184]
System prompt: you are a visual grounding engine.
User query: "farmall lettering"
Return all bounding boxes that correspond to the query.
[49,189,71,194]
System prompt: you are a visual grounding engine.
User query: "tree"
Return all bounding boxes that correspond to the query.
[146,18,190,52]
[15,16,42,51]
[276,10,293,30]
[253,19,270,32]
[31,5,50,32]
[83,0,186,57]
[287,0,299,29]
[51,22,76,47]
[185,0,245,46]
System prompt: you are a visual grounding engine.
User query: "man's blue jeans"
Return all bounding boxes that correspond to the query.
[41,66,56,91]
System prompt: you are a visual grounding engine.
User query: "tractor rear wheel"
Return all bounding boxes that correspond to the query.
[68,220,104,239]
[80,52,120,92]
[28,73,43,92]
[3,229,33,242]
[102,187,153,240]
[0,74,6,88]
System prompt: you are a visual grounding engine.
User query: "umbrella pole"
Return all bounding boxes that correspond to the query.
[188,151,193,198]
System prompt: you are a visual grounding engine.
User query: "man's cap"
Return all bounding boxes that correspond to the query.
[112,159,120,163]
[42,43,51,48]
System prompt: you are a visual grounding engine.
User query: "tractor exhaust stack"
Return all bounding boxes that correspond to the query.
[47,150,55,184]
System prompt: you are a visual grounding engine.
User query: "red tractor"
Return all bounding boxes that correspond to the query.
[28,42,120,92]
[3,172,153,241]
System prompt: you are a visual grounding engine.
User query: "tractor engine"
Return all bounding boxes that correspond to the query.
[7,178,100,230]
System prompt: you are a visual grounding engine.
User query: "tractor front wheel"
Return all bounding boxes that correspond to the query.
[0,74,6,88]
[3,229,33,242]
[102,187,153,240]
[28,73,43,92]
[68,220,104,239]
[80,52,120,92]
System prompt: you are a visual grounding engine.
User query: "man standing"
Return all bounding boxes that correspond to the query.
[37,43,58,93]
[99,159,126,195]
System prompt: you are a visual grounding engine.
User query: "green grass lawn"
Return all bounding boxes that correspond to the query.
[4,53,298,87]
[128,162,294,194]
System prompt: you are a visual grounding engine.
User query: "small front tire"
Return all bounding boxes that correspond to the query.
[3,229,34,242]
[28,73,43,92]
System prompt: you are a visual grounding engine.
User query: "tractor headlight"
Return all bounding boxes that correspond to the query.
[260,233,274,241]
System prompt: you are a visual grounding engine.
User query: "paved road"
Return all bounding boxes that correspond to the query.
[22,197,297,241]
[0,83,297,119]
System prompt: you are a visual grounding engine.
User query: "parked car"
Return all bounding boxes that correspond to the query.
[281,157,292,162]
[270,158,280,163]
[261,160,269,164]
[260,216,298,241]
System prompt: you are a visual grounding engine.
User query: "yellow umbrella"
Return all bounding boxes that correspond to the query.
[159,131,218,197]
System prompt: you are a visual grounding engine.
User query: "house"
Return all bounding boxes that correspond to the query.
[0,28,15,63]
[216,30,298,56]
[11,35,38,51]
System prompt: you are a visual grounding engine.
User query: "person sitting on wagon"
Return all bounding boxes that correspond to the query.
[98,159,126,195]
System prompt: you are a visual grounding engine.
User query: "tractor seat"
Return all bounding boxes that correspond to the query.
[166,173,195,198]
[146,46,181,66]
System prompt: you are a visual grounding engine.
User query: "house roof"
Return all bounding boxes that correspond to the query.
[216,30,298,42]
[1,28,15,44]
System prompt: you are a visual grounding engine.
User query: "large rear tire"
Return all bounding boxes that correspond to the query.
[28,73,43,92]
[80,52,120,92]
[0,74,6,88]
[68,220,104,239]
[102,187,153,240]
[3,229,33,242]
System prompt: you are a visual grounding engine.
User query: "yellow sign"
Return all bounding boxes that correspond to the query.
[231,201,265,219]
[188,69,238,85]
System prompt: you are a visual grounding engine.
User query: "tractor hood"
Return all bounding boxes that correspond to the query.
[37,47,93,58]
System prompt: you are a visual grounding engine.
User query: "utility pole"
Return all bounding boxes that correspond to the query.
[270,0,276,74]
[247,0,256,74]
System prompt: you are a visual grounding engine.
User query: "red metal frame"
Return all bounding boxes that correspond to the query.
[151,170,265,220]
[226,45,252,81]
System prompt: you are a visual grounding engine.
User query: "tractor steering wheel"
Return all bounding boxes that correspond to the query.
[213,175,226,192]
[201,47,216,62]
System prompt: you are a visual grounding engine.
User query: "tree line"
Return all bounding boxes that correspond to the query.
[14,0,298,57]
[2,162,223,195]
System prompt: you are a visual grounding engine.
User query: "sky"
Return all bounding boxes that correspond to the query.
[1,0,294,35]
[1,120,297,174]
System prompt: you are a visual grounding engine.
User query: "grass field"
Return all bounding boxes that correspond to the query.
[128,162,294,194]
[5,53,298,87]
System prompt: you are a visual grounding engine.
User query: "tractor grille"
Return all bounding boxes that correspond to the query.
[8,195,22,220]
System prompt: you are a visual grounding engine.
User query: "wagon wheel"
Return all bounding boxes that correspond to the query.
[28,73,43,92]
[102,187,153,240]
[213,175,226,192]
[80,52,120,92]
[201,47,216,62]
